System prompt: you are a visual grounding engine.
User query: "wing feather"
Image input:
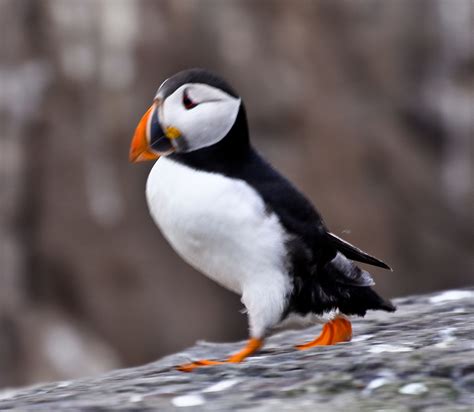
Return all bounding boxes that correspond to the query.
[327,232,392,270]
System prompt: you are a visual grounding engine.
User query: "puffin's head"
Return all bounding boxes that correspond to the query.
[129,68,242,162]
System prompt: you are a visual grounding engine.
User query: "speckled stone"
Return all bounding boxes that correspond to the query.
[1,288,473,411]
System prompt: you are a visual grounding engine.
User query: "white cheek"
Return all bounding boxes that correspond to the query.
[183,99,241,150]
[162,87,241,152]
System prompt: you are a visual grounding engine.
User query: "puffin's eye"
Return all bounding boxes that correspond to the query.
[183,90,197,110]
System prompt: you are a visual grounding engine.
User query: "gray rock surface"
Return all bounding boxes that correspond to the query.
[1,288,473,411]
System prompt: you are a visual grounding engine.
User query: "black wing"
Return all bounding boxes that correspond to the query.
[326,232,392,270]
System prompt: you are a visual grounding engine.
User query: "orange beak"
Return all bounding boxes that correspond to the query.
[129,104,160,163]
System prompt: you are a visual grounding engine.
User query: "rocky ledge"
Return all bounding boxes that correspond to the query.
[1,288,473,411]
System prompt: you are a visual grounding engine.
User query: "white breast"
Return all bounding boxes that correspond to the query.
[147,158,307,337]
[146,157,290,296]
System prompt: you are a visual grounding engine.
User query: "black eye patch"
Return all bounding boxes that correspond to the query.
[182,90,198,110]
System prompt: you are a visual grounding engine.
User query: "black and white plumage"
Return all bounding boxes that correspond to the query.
[130,68,395,370]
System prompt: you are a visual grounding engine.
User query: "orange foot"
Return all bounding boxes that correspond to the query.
[177,338,263,372]
[296,316,352,350]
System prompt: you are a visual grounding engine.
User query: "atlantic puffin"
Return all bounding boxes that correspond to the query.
[129,68,395,372]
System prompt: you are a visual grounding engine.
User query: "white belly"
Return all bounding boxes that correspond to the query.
[145,157,289,296]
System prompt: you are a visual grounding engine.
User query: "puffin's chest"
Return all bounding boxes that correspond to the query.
[145,158,288,294]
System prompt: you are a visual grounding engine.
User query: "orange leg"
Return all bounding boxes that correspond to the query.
[296,316,352,350]
[177,338,263,372]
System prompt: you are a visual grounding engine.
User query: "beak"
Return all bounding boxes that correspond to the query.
[129,102,175,162]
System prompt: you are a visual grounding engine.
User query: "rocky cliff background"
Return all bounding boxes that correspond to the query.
[0,0,473,388]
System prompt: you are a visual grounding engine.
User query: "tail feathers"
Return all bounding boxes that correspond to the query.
[327,232,392,271]
[337,286,397,316]
[323,252,396,316]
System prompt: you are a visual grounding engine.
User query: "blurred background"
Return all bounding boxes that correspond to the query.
[1,0,472,389]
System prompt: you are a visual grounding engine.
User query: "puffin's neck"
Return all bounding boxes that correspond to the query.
[169,104,251,173]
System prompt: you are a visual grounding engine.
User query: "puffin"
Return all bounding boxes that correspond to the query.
[129,68,395,372]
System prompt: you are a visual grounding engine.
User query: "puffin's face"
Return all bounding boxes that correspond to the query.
[129,70,241,162]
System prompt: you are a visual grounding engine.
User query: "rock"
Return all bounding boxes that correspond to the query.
[0,288,473,411]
